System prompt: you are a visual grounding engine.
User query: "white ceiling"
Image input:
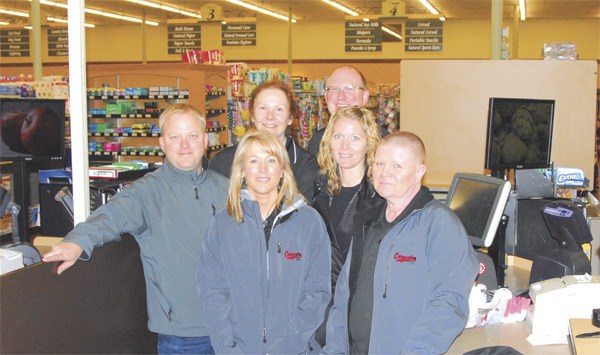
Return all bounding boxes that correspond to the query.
[1,0,599,26]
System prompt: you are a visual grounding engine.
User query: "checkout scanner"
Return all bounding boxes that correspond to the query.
[511,168,592,284]
[529,200,593,284]
[0,186,41,274]
[446,173,511,290]
[529,274,600,340]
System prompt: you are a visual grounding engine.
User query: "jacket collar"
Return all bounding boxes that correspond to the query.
[315,166,377,199]
[240,189,305,224]
[163,156,210,180]
[285,135,297,164]
[364,185,434,226]
[384,185,434,224]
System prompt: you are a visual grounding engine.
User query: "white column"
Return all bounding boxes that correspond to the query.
[68,0,90,222]
[31,0,42,80]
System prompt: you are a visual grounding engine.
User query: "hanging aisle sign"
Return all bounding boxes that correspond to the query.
[48,28,68,56]
[405,20,443,52]
[0,29,30,57]
[201,3,222,21]
[345,20,382,52]
[167,25,201,55]
[222,23,256,46]
[382,0,406,17]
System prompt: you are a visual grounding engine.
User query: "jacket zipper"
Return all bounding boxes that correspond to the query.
[263,214,271,347]
[257,202,296,349]
[380,205,426,299]
[382,243,395,298]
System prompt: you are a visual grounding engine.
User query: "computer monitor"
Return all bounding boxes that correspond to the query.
[446,173,512,248]
[0,98,66,162]
[484,97,555,171]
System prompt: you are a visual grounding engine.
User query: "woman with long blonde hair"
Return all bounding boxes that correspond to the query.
[312,106,382,347]
[198,130,331,354]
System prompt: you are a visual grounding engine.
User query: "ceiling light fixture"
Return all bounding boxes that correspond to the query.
[47,16,95,28]
[418,0,440,15]
[519,0,526,21]
[126,0,201,19]
[85,8,158,26]
[37,0,67,9]
[0,21,9,25]
[439,16,446,21]
[225,0,297,23]
[382,26,402,40]
[0,8,30,18]
[321,0,359,16]
[36,0,159,26]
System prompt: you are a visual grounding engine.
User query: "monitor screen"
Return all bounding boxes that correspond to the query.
[0,98,66,162]
[485,97,555,170]
[446,173,511,248]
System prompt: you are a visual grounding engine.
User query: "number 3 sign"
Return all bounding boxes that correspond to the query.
[201,3,222,21]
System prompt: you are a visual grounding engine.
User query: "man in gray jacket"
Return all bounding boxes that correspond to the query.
[42,103,229,354]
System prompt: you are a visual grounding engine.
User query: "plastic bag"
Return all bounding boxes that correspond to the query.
[467,284,530,328]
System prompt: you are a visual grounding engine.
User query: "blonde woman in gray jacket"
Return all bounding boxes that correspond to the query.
[198,130,331,354]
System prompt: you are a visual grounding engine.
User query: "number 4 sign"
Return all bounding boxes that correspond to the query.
[382,0,406,17]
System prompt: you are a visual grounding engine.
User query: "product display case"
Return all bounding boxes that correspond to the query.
[85,63,230,163]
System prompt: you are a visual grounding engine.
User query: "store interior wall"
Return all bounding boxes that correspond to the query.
[401,60,597,187]
[0,17,598,85]
[0,16,598,189]
[1,18,598,66]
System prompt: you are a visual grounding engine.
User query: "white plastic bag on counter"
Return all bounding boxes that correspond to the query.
[467,285,530,328]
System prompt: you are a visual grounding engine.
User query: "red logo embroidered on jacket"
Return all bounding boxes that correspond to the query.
[479,262,487,275]
[393,252,416,263]
[284,250,302,260]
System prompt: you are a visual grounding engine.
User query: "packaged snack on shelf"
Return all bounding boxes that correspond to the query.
[181,49,203,64]
[207,50,225,64]
[104,142,121,152]
[228,62,248,80]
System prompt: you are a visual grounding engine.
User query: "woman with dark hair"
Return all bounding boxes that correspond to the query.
[312,106,382,347]
[198,130,330,354]
[209,80,319,201]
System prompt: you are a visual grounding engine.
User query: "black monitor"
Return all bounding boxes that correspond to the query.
[484,97,555,170]
[446,173,511,248]
[0,98,66,162]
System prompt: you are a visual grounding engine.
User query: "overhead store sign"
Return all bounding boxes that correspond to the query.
[48,28,68,56]
[405,20,443,52]
[168,25,201,55]
[0,29,30,57]
[345,20,382,52]
[382,0,406,17]
[201,3,222,21]
[222,23,256,46]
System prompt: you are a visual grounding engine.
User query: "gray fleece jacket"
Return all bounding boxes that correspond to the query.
[63,158,229,337]
[198,191,331,354]
[323,187,478,354]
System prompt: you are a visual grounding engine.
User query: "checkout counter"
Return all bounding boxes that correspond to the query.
[0,236,156,354]
[4,242,597,354]
[449,317,599,354]
[448,261,600,354]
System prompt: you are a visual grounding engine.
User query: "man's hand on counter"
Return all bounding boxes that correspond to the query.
[42,241,83,275]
